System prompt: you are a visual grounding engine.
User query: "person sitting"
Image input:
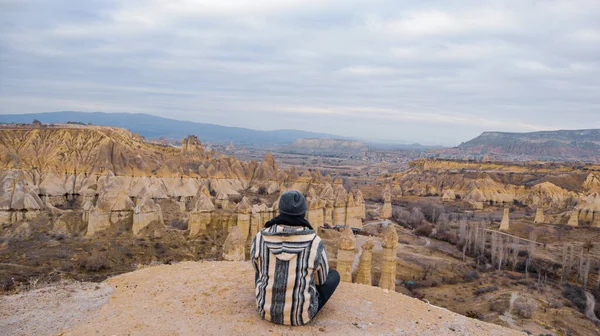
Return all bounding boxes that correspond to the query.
[250,190,340,326]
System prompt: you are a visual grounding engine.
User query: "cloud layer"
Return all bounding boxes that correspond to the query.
[1,0,599,145]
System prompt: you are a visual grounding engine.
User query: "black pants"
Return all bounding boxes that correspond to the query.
[316,269,340,311]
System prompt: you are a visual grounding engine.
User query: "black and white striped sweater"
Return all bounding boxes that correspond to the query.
[250,224,329,326]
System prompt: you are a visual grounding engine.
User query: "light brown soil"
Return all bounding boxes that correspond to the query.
[50,261,524,336]
[0,281,113,336]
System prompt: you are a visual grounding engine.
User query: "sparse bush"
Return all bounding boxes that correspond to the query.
[464,270,480,282]
[474,286,498,296]
[562,284,586,312]
[169,219,187,230]
[514,301,534,319]
[257,186,268,195]
[78,251,110,272]
[465,310,483,320]
[414,223,433,237]
[404,280,416,290]
[420,201,445,223]
[548,300,563,309]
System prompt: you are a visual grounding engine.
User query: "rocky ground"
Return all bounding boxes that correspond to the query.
[1,261,523,336]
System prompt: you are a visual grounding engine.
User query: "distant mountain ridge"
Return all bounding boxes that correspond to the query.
[435,129,600,161]
[0,112,346,145]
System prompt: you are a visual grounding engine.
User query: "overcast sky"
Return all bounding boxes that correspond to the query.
[1,0,599,145]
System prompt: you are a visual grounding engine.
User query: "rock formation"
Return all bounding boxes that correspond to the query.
[379,224,398,291]
[307,195,325,229]
[499,208,510,231]
[337,226,356,283]
[133,196,163,235]
[87,189,135,236]
[188,192,215,237]
[568,210,580,226]
[235,197,251,240]
[575,193,600,227]
[381,184,392,219]
[584,173,600,192]
[181,135,204,154]
[533,207,545,224]
[0,170,45,223]
[333,188,348,226]
[356,238,374,285]
[441,189,456,202]
[59,261,525,336]
[0,125,366,239]
[222,226,245,261]
[248,203,271,244]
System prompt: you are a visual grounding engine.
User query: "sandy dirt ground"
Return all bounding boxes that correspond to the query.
[0,281,113,336]
[2,261,525,336]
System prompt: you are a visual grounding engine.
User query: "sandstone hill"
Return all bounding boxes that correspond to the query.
[389,159,600,224]
[1,261,524,336]
[433,129,600,162]
[0,112,343,145]
[0,124,368,286]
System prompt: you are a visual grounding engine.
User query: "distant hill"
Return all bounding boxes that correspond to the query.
[0,112,346,145]
[434,129,600,162]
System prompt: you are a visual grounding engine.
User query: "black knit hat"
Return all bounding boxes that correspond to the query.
[278,190,307,216]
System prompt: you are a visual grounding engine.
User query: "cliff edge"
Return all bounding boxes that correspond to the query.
[2,261,524,336]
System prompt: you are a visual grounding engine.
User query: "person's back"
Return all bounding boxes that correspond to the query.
[250,190,340,326]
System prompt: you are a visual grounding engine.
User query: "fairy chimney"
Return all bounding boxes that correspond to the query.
[499,207,510,231]
[381,184,392,219]
[222,226,245,261]
[379,224,398,291]
[356,238,374,285]
[533,207,545,224]
[568,209,579,227]
[188,193,215,237]
[337,226,356,283]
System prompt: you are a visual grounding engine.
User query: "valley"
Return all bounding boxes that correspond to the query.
[2,123,600,335]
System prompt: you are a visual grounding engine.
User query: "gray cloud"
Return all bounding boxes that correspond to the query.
[1,0,599,145]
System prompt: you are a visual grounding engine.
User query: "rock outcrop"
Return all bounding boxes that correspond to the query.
[379,224,398,291]
[356,238,374,285]
[381,184,392,219]
[533,207,545,224]
[337,226,356,283]
[188,192,215,237]
[0,125,366,237]
[222,226,245,261]
[133,195,163,235]
[397,159,586,210]
[58,261,523,336]
[235,197,251,241]
[499,208,510,231]
[568,210,580,227]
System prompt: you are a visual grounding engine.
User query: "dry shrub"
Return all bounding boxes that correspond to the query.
[78,250,110,272]
[514,301,535,319]
[414,223,433,237]
[562,284,586,312]
[474,286,498,296]
[464,270,480,282]
[169,219,187,230]
[465,310,483,320]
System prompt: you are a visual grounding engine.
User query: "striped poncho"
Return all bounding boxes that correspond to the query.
[250,224,329,326]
